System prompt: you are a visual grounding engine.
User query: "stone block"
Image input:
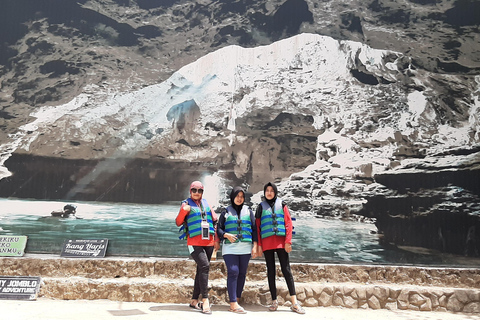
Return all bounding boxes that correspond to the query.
[446,296,464,313]
[296,290,307,301]
[373,286,389,301]
[355,269,369,283]
[355,287,367,300]
[318,291,332,307]
[409,293,427,307]
[385,301,397,310]
[463,302,480,314]
[468,290,480,302]
[322,286,334,295]
[311,284,324,297]
[409,305,420,311]
[453,289,470,304]
[343,295,358,309]
[342,285,354,296]
[429,293,440,309]
[278,286,289,298]
[332,292,344,307]
[397,299,409,310]
[439,295,448,308]
[304,286,314,298]
[350,289,358,299]
[258,292,269,305]
[304,297,318,307]
[241,289,260,305]
[419,299,433,311]
[397,288,409,302]
[389,287,401,300]
[367,295,381,309]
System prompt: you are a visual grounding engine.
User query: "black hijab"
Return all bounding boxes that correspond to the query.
[230,186,245,214]
[263,182,278,208]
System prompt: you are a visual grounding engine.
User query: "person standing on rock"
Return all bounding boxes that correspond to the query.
[176,181,219,314]
[217,186,258,314]
[255,182,305,314]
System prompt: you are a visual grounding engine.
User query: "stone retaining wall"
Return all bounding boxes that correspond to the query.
[1,255,479,314]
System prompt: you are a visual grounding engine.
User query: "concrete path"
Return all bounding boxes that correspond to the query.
[2,298,477,320]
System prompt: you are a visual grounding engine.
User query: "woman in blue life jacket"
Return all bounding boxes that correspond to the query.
[217,186,258,314]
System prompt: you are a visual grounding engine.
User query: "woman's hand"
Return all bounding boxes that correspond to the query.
[183,204,191,212]
[257,245,263,258]
[225,233,237,243]
[285,243,292,253]
[251,244,258,258]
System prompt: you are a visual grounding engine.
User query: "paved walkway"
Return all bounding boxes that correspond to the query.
[2,298,477,320]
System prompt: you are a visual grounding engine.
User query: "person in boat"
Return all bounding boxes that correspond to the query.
[51,204,77,218]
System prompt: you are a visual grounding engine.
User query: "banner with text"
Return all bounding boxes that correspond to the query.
[0,236,27,257]
[0,276,41,300]
[60,239,108,258]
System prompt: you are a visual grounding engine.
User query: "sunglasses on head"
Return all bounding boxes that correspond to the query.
[191,188,204,194]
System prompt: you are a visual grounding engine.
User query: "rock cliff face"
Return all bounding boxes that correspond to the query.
[1,0,479,142]
[0,1,479,257]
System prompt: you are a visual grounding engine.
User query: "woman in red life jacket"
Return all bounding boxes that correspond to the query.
[255,182,305,314]
[176,181,219,314]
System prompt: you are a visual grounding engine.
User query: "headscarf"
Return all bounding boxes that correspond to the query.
[263,182,278,208]
[230,186,245,214]
[189,180,204,206]
[190,180,204,190]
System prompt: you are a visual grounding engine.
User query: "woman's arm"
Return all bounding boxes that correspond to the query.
[283,203,293,245]
[175,201,190,227]
[216,210,227,240]
[250,208,258,243]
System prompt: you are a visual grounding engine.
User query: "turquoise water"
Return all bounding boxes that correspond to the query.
[0,198,477,266]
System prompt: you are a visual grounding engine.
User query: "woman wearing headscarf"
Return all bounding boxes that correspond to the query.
[255,182,305,314]
[217,186,258,314]
[176,181,218,314]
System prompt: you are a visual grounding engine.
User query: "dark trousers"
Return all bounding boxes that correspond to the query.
[263,248,296,300]
[190,246,214,299]
[223,254,251,302]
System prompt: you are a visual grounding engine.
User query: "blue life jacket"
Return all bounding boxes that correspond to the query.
[178,198,214,240]
[259,198,286,239]
[223,205,252,244]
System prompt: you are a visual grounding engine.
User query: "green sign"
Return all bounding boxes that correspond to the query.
[0,236,28,257]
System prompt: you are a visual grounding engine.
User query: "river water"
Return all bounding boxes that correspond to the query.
[0,198,477,267]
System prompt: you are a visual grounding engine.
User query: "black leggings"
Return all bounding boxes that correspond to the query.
[190,246,214,299]
[263,248,296,300]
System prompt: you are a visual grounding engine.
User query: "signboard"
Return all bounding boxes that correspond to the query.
[60,239,108,258]
[0,276,41,300]
[0,236,27,257]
